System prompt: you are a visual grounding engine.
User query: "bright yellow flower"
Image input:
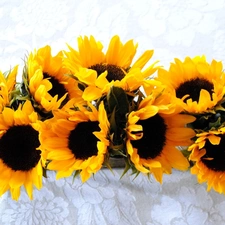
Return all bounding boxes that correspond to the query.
[0,66,18,111]
[64,35,158,101]
[39,102,110,182]
[126,90,195,183]
[157,56,225,113]
[189,127,225,194]
[24,45,83,112]
[0,101,42,200]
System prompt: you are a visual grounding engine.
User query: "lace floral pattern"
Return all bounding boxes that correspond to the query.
[1,170,225,224]
[1,0,225,224]
[1,187,70,225]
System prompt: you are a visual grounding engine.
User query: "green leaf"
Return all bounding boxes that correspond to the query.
[78,82,86,91]
[181,149,191,158]
[42,168,48,178]
[131,171,140,181]
[103,161,114,175]
[107,86,129,115]
[209,116,221,129]
[109,108,117,133]
[120,161,131,179]
[72,170,81,183]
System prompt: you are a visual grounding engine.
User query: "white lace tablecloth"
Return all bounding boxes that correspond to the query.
[1,0,225,224]
[1,170,224,225]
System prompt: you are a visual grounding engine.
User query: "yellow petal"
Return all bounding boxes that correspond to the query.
[7,65,18,91]
[198,89,212,106]
[2,107,14,127]
[31,167,42,190]
[44,137,67,148]
[131,50,154,70]
[138,106,159,120]
[82,86,102,101]
[167,128,196,142]
[47,158,75,170]
[151,167,163,184]
[9,171,26,188]
[197,62,209,75]
[80,169,92,182]
[10,187,21,201]
[106,35,121,65]
[208,135,221,145]
[77,68,97,85]
[24,173,33,200]
[47,149,74,160]
[56,169,73,179]
[164,146,190,170]
[95,71,108,89]
[0,183,10,197]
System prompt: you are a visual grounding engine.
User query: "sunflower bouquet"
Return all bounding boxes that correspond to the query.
[0,35,225,201]
[157,56,225,195]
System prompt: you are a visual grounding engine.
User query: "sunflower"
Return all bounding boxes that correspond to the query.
[157,56,225,113]
[39,101,110,182]
[0,65,18,111]
[0,101,42,200]
[188,127,225,194]
[23,45,84,114]
[64,35,158,101]
[126,90,196,183]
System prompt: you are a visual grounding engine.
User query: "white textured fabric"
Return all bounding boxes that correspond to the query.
[1,0,225,224]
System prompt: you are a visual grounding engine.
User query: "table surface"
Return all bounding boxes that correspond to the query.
[1,0,225,224]
[1,169,225,225]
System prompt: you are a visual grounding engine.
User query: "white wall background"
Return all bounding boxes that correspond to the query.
[1,0,225,71]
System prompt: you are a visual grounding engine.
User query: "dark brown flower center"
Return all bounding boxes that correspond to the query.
[0,125,41,171]
[176,78,214,102]
[68,121,101,160]
[89,64,125,82]
[43,72,69,106]
[130,114,167,159]
[201,134,225,171]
